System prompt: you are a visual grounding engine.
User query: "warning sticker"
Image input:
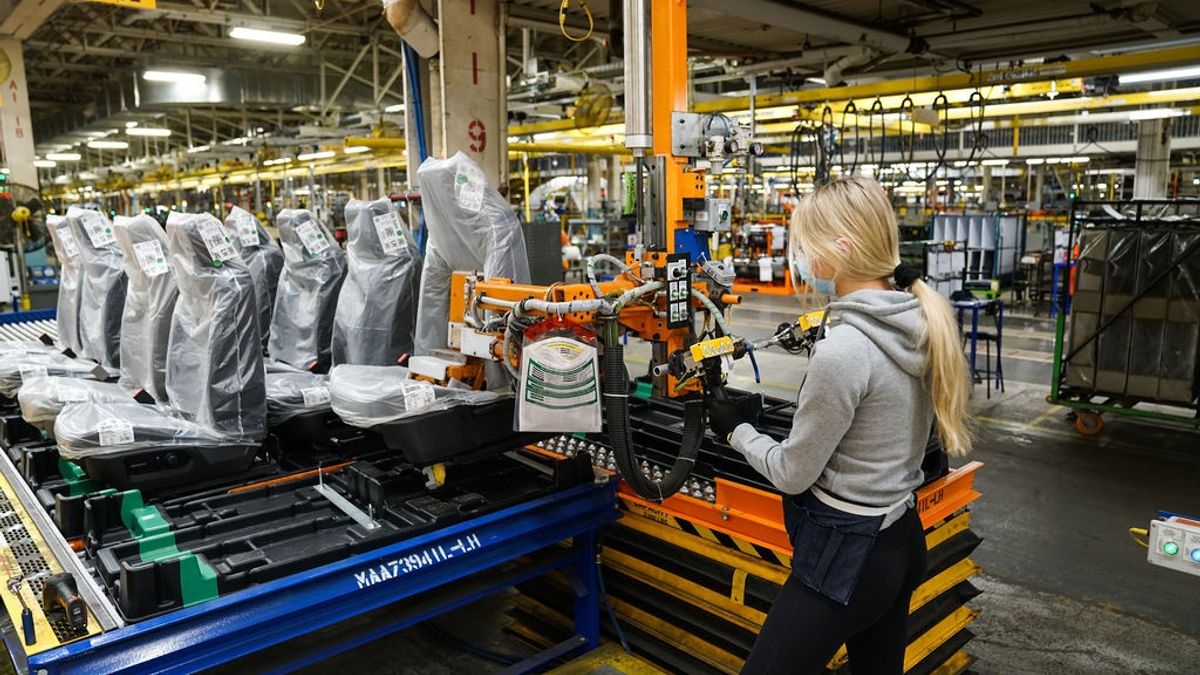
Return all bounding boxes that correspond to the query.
[296,220,331,256]
[18,365,48,380]
[56,225,80,259]
[133,240,169,277]
[399,381,436,412]
[56,385,89,403]
[300,386,331,407]
[80,211,116,248]
[199,219,237,262]
[234,212,260,247]
[455,169,485,213]
[372,212,406,256]
[97,418,135,446]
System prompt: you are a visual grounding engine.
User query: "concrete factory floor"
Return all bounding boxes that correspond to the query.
[262,293,1200,674]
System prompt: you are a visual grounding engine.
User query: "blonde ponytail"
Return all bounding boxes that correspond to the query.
[908,279,973,456]
[792,176,973,456]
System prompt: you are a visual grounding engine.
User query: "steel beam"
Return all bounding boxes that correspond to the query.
[0,0,66,40]
[148,1,365,36]
[689,0,924,56]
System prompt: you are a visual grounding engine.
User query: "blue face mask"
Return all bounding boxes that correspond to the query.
[793,251,837,296]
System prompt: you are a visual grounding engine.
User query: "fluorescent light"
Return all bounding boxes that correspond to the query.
[125,121,139,128]
[1119,65,1200,85]
[297,150,335,161]
[143,70,207,84]
[229,26,306,46]
[1128,108,1188,121]
[127,127,172,137]
[78,171,100,181]
[383,103,405,113]
[1025,158,1045,165]
[263,157,293,166]
[806,77,826,85]
[33,159,56,168]
[343,146,370,154]
[981,159,1009,166]
[45,152,82,161]
[87,140,130,150]
[186,145,211,153]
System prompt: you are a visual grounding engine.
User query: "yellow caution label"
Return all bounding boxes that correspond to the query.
[796,310,825,332]
[689,336,736,362]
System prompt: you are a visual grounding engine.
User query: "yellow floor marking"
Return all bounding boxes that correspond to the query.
[1027,404,1064,428]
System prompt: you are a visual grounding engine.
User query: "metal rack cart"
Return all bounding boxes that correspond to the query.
[1049,199,1200,435]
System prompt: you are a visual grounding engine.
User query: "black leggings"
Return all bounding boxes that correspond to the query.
[742,506,927,675]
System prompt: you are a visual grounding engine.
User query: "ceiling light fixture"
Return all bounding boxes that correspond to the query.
[343,146,370,154]
[297,150,335,161]
[127,127,172,137]
[229,26,306,46]
[87,140,130,150]
[186,145,212,153]
[143,70,207,84]
[33,159,56,168]
[1119,65,1200,85]
[45,152,82,161]
[383,103,405,113]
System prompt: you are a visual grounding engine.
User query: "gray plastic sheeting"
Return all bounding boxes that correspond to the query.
[413,152,530,355]
[65,206,127,369]
[113,214,179,402]
[224,206,284,350]
[332,198,422,366]
[269,209,346,370]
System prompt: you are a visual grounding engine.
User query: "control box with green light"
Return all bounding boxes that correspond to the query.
[1149,516,1200,577]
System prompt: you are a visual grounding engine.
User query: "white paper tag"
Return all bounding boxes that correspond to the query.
[300,386,331,407]
[133,240,169,277]
[372,212,406,256]
[18,365,48,380]
[97,418,135,446]
[57,225,80,259]
[400,381,437,412]
[80,211,116,248]
[198,219,237,262]
[56,384,89,403]
[455,170,485,213]
[296,220,331,256]
[234,212,260,248]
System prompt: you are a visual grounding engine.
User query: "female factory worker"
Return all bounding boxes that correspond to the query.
[706,176,972,675]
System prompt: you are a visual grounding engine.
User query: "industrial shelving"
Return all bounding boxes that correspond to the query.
[926,213,1025,297]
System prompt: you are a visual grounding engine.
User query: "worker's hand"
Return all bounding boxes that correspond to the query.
[706,398,747,442]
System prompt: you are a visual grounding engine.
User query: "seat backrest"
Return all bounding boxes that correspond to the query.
[65,206,127,369]
[223,206,284,350]
[113,214,179,402]
[414,152,530,354]
[164,212,266,442]
[44,214,83,354]
[269,209,346,371]
[331,198,422,365]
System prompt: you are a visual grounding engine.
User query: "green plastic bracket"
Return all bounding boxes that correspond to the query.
[632,381,653,399]
[57,459,100,497]
[116,490,219,605]
[177,553,219,607]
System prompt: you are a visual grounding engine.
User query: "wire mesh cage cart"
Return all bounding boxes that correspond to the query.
[1049,199,1200,435]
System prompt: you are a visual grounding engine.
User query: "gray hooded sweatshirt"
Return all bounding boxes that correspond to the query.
[729,289,935,528]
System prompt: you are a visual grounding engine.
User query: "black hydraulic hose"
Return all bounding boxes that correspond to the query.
[601,317,701,501]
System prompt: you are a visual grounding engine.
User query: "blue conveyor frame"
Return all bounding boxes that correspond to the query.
[16,480,618,673]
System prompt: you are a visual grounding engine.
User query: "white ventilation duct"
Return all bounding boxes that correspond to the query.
[384,0,439,58]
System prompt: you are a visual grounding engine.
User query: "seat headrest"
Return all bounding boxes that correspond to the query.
[276,209,340,266]
[166,211,241,270]
[65,206,119,255]
[343,197,413,259]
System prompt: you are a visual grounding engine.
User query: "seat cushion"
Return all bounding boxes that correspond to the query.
[0,353,106,397]
[17,377,138,427]
[328,364,498,429]
[265,371,332,425]
[54,402,230,460]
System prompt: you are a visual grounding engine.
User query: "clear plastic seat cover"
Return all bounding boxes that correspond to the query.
[413,152,531,355]
[265,371,332,425]
[328,364,498,429]
[55,402,237,460]
[18,377,137,426]
[113,214,179,402]
[332,198,422,366]
[224,206,284,350]
[268,209,346,370]
[0,352,104,397]
[45,214,83,355]
[66,206,127,370]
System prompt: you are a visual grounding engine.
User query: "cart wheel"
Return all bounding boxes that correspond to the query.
[1075,411,1104,436]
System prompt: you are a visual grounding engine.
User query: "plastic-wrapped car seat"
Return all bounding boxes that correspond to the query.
[224,206,283,350]
[268,209,345,371]
[413,152,530,355]
[65,207,127,370]
[45,214,83,355]
[17,215,179,430]
[331,198,422,366]
[54,212,267,490]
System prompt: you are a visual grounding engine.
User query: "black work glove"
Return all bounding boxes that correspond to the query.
[707,398,748,442]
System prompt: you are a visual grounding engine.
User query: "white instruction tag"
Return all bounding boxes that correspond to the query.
[372,212,405,256]
[55,385,89,403]
[97,418,135,446]
[133,240,169,277]
[198,219,237,262]
[455,170,485,213]
[399,381,437,412]
[56,225,80,259]
[234,212,260,247]
[300,386,331,407]
[80,211,116,248]
[18,365,48,380]
[296,220,331,256]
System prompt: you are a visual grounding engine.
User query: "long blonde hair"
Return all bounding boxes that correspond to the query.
[791,177,972,456]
